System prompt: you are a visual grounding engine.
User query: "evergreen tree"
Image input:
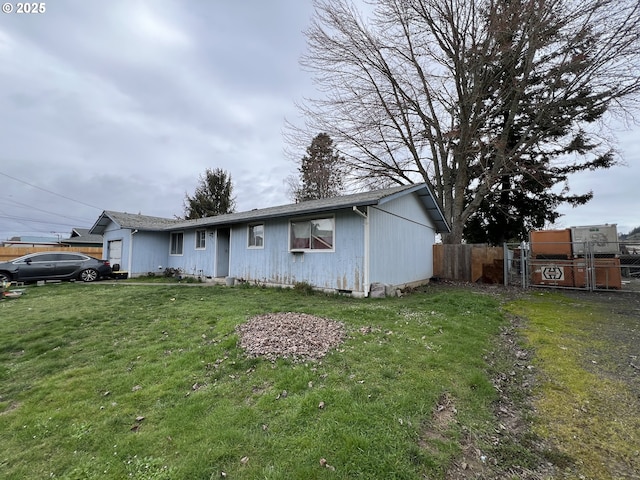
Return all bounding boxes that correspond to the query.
[184,168,236,219]
[291,133,344,202]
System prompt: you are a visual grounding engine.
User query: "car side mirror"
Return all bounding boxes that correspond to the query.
[25,259,32,265]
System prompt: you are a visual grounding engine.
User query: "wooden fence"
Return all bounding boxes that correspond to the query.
[0,246,104,262]
[433,244,504,283]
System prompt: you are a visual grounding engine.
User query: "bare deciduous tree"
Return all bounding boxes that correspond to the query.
[294,0,640,243]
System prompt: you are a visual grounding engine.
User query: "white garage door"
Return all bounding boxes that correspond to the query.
[108,240,123,271]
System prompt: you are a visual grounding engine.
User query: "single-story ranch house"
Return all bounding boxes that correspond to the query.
[90,183,449,296]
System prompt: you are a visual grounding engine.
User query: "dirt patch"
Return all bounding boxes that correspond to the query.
[445,313,557,480]
[419,392,458,450]
[236,312,346,362]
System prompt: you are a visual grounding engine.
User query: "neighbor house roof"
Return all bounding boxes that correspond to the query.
[2,236,59,246]
[62,228,103,245]
[70,228,93,237]
[90,183,450,235]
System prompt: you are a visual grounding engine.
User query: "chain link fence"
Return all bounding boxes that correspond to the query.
[504,241,640,292]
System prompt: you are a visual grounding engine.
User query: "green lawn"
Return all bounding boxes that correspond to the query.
[0,283,505,479]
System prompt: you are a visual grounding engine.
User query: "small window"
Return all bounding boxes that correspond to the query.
[195,230,206,249]
[248,224,264,248]
[170,232,184,255]
[290,217,334,251]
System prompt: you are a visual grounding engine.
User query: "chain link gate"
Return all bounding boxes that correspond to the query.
[503,241,640,292]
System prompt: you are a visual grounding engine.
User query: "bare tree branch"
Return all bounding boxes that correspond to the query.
[291,0,640,242]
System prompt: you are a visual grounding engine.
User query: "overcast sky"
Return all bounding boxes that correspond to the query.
[0,0,638,242]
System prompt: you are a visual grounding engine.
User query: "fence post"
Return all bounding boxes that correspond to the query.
[520,241,527,288]
[503,243,508,286]
[587,241,595,292]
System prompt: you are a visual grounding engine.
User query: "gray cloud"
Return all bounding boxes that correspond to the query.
[0,0,638,241]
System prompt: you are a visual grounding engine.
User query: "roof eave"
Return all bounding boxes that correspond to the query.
[380,184,450,233]
[89,211,114,236]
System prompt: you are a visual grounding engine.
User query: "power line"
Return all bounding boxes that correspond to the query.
[0,198,94,224]
[0,170,104,211]
[0,214,83,228]
[0,208,37,233]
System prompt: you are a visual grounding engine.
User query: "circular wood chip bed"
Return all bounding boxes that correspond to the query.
[236,312,346,361]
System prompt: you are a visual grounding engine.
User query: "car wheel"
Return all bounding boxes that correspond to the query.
[0,272,11,283]
[79,269,99,282]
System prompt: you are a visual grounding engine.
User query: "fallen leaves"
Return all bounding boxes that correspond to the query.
[319,458,336,471]
[131,415,145,432]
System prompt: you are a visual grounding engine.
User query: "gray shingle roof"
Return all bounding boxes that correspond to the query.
[64,228,103,244]
[91,183,450,234]
[91,211,181,234]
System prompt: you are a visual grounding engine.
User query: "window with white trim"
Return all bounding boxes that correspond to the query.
[170,232,184,255]
[248,224,264,248]
[290,217,334,251]
[195,229,206,249]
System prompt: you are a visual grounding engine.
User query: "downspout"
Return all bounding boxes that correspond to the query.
[128,229,138,277]
[352,206,370,296]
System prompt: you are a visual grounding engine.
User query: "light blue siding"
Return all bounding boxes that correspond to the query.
[102,224,131,273]
[103,228,220,278]
[135,231,172,276]
[102,227,173,277]
[97,188,438,290]
[228,209,365,292]
[369,192,436,286]
[166,229,217,277]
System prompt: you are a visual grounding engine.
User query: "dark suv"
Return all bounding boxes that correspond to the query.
[0,252,112,283]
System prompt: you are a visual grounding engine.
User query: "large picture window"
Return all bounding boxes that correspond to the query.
[290,217,334,251]
[195,229,206,249]
[248,224,264,248]
[170,232,184,255]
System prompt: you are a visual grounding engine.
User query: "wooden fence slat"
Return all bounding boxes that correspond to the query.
[433,244,504,283]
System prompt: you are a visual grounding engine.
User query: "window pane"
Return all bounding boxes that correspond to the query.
[311,218,333,249]
[171,233,183,254]
[196,230,206,249]
[290,221,311,249]
[249,224,264,247]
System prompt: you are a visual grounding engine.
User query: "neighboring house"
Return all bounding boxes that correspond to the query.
[61,228,104,248]
[90,184,450,296]
[2,229,103,248]
[2,236,60,247]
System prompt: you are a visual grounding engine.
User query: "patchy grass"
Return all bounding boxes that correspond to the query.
[0,283,505,479]
[506,291,640,479]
